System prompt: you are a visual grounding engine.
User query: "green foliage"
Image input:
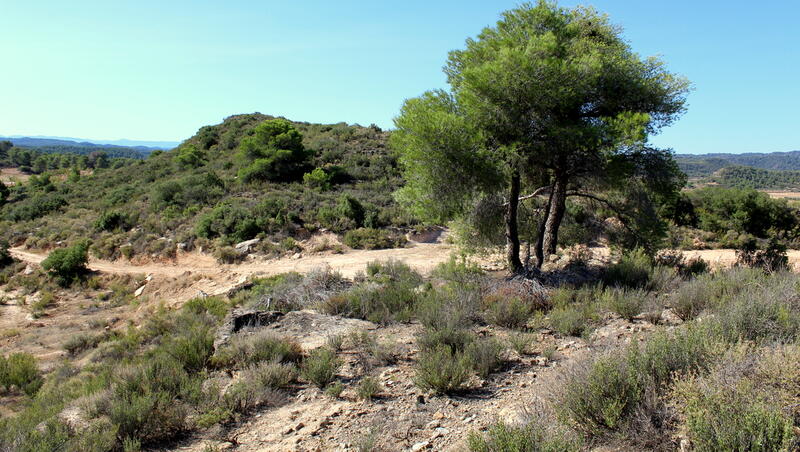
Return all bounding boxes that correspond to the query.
[465,338,504,379]
[484,296,534,329]
[212,332,303,369]
[603,248,653,289]
[303,167,332,190]
[301,348,341,388]
[321,260,421,323]
[548,303,598,337]
[237,119,309,182]
[343,228,406,250]
[415,345,472,394]
[173,145,207,168]
[680,385,793,452]
[41,240,90,285]
[688,186,797,239]
[735,238,788,272]
[392,1,688,270]
[196,198,295,243]
[0,352,43,396]
[356,376,381,400]
[604,289,647,321]
[94,211,132,232]
[467,421,581,452]
[557,326,717,437]
[5,192,67,221]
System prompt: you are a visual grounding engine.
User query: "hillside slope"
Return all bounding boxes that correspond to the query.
[0,113,412,261]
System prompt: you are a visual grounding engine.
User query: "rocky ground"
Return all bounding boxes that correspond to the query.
[169,307,679,452]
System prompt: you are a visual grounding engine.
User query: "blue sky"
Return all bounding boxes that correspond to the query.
[1,0,797,154]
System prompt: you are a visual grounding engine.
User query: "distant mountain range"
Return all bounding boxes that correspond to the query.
[0,135,179,151]
[675,151,800,179]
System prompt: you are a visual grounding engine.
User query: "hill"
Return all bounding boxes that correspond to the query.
[0,113,411,261]
[676,150,800,178]
[1,136,176,151]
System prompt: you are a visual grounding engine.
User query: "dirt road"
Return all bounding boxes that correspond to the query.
[10,242,458,284]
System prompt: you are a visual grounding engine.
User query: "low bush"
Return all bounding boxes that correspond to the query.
[671,347,798,452]
[343,228,406,250]
[465,338,504,379]
[301,348,341,388]
[415,345,472,395]
[356,376,381,400]
[604,289,646,321]
[63,333,104,356]
[213,246,246,264]
[548,303,598,337]
[556,326,717,437]
[211,332,303,369]
[41,240,91,285]
[484,296,534,329]
[0,352,43,396]
[467,421,581,452]
[735,238,788,273]
[602,248,652,289]
[241,360,297,390]
[713,273,800,343]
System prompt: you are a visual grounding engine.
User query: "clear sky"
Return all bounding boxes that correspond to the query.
[1,0,797,154]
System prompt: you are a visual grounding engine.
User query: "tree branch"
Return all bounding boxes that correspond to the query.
[504,185,551,206]
[566,191,643,241]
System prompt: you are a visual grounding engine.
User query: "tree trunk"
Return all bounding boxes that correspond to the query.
[534,183,554,268]
[542,174,568,260]
[505,172,523,273]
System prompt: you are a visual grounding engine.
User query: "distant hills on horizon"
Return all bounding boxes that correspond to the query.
[0,135,179,151]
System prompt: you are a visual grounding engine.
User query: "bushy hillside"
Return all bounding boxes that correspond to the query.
[677,150,800,178]
[707,165,800,189]
[0,114,414,260]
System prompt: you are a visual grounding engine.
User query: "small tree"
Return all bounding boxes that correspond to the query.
[237,119,309,183]
[173,144,207,168]
[41,240,90,285]
[392,1,689,272]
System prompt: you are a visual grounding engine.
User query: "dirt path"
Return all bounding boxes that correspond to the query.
[684,248,800,269]
[11,243,456,278]
[10,243,460,302]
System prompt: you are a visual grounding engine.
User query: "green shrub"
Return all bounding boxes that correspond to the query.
[0,352,43,396]
[467,421,581,452]
[415,345,472,394]
[301,348,341,388]
[241,360,297,390]
[548,303,597,337]
[675,376,794,452]
[325,381,344,398]
[557,326,717,437]
[508,332,533,356]
[212,332,303,369]
[603,248,652,289]
[604,289,646,321]
[94,211,132,232]
[356,376,381,400]
[713,274,800,343]
[484,297,533,329]
[322,275,419,324]
[465,338,504,379]
[41,240,90,285]
[237,119,309,183]
[63,333,103,356]
[303,167,332,190]
[417,325,475,354]
[343,228,406,250]
[735,238,788,273]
